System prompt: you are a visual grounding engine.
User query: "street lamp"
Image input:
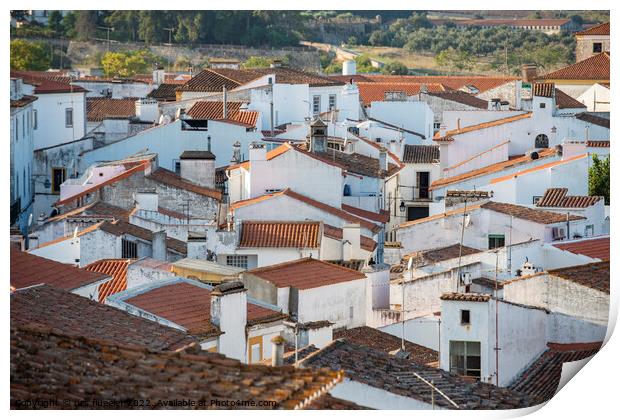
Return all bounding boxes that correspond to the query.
[399,200,406,213]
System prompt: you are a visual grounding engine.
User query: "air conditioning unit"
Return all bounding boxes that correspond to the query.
[552,226,566,240]
[460,272,472,286]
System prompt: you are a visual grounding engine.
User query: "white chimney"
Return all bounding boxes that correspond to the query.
[249,142,267,162]
[231,140,242,164]
[342,60,356,76]
[152,66,165,85]
[135,99,159,123]
[379,147,388,172]
[342,223,361,261]
[179,151,216,189]
[210,281,248,361]
[134,189,158,212]
[187,231,207,259]
[152,230,167,261]
[271,335,286,366]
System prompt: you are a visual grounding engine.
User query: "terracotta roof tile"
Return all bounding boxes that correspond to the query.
[84,259,131,303]
[334,326,438,365]
[537,52,610,81]
[10,70,88,94]
[11,248,108,291]
[342,204,389,223]
[177,69,242,92]
[555,89,587,109]
[306,394,370,409]
[536,188,602,208]
[49,201,133,223]
[10,94,37,108]
[532,82,555,98]
[430,148,557,190]
[402,144,440,164]
[357,82,446,106]
[576,22,609,36]
[301,340,536,409]
[187,101,259,127]
[547,261,609,294]
[509,341,602,404]
[586,140,610,148]
[441,292,491,302]
[239,221,321,248]
[481,201,586,224]
[314,149,401,178]
[323,223,377,252]
[364,75,518,93]
[86,97,137,122]
[231,188,381,234]
[245,258,366,290]
[552,236,610,260]
[10,324,342,409]
[404,244,481,266]
[11,285,197,351]
[146,82,179,100]
[124,281,285,337]
[147,167,222,200]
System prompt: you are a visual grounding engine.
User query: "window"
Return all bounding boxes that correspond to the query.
[532,196,542,205]
[461,310,470,325]
[585,225,594,237]
[488,234,505,249]
[15,117,19,141]
[312,95,321,115]
[51,167,66,194]
[539,102,546,109]
[121,238,138,259]
[593,42,603,53]
[33,110,37,130]
[248,336,263,364]
[226,255,248,269]
[65,107,73,127]
[535,134,549,148]
[328,94,337,110]
[433,122,441,131]
[349,306,354,320]
[449,341,481,379]
[174,160,181,175]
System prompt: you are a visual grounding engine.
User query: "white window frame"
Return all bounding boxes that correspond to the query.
[65,107,73,128]
[312,95,321,115]
[328,94,337,110]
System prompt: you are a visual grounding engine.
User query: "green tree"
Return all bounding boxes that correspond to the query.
[61,11,77,38]
[382,60,409,75]
[589,155,610,204]
[101,52,127,77]
[74,10,99,41]
[355,54,375,73]
[10,40,49,70]
[242,56,273,68]
[47,11,63,35]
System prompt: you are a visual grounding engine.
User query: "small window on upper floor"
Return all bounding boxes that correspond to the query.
[461,310,471,325]
[65,108,73,128]
[593,42,603,53]
[539,102,546,109]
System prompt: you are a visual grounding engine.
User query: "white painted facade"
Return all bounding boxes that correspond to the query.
[368,101,434,141]
[576,83,610,112]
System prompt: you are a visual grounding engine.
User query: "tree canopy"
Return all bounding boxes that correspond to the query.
[10,40,50,70]
[588,155,610,205]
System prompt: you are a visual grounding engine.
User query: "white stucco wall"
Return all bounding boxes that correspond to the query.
[329,379,434,410]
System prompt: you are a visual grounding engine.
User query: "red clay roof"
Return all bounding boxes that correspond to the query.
[509,341,602,404]
[124,282,285,336]
[86,97,137,122]
[553,237,610,261]
[555,89,587,109]
[10,95,37,108]
[440,292,491,302]
[586,140,610,148]
[490,154,587,185]
[187,101,259,127]
[10,70,88,94]
[357,82,446,106]
[238,221,321,248]
[538,52,610,81]
[536,188,602,208]
[245,258,366,290]
[549,261,610,294]
[176,69,241,92]
[342,204,390,223]
[230,189,381,234]
[481,201,586,225]
[11,248,109,291]
[365,75,518,93]
[322,224,377,252]
[402,144,440,164]
[576,22,610,36]
[84,259,131,303]
[430,148,557,190]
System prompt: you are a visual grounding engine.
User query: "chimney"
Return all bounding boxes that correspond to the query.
[179,151,216,189]
[521,64,538,83]
[152,65,165,85]
[231,140,242,163]
[379,147,388,172]
[342,60,356,76]
[152,230,167,261]
[270,59,282,68]
[309,118,327,153]
[222,86,228,119]
[342,223,361,261]
[271,335,286,366]
[135,98,159,123]
[249,142,266,162]
[187,231,207,259]
[210,281,248,361]
[134,189,158,212]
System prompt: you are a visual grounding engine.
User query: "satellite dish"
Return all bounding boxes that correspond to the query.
[407,256,414,271]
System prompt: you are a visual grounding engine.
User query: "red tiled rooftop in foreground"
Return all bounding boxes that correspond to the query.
[536,188,603,208]
[537,52,610,81]
[552,236,610,261]
[238,221,321,248]
[245,258,366,290]
[509,341,602,404]
[84,259,131,303]
[10,248,108,291]
[187,101,259,127]
[124,282,286,337]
